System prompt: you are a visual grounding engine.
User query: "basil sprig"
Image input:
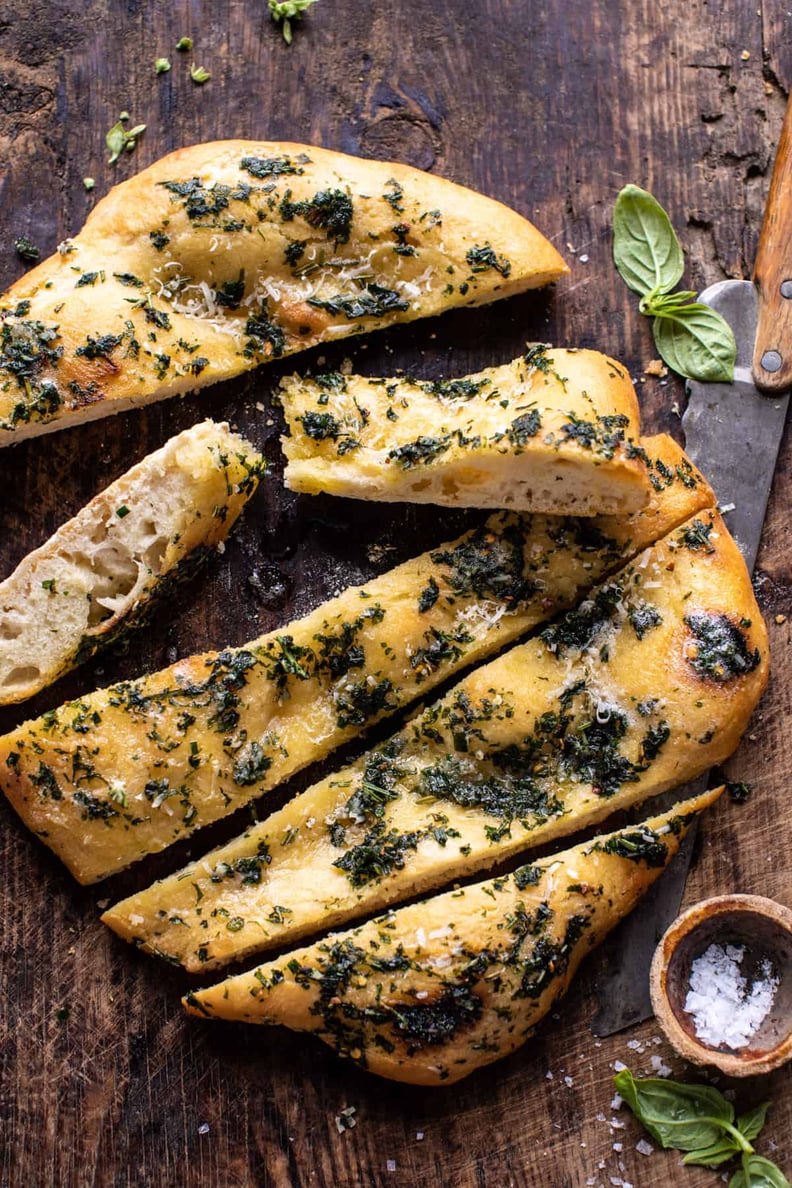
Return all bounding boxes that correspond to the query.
[613,184,736,383]
[615,1070,789,1187]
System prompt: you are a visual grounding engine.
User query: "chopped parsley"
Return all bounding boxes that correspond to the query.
[684,612,761,682]
[280,187,353,243]
[466,244,511,278]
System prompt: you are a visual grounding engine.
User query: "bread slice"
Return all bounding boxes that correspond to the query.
[0,141,567,446]
[182,789,721,1085]
[103,506,768,970]
[0,436,712,883]
[0,420,264,705]
[280,348,651,514]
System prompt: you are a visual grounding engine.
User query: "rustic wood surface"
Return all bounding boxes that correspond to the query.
[1,2,790,1185]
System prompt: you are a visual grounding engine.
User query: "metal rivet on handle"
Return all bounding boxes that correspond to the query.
[781,280,792,299]
[761,350,783,372]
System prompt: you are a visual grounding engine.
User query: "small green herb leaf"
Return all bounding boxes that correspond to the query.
[738,1103,772,1144]
[652,302,736,383]
[155,57,171,74]
[83,177,95,192]
[269,0,319,44]
[613,184,684,296]
[190,63,211,84]
[14,237,40,263]
[106,115,146,165]
[176,37,193,51]
[729,1154,791,1188]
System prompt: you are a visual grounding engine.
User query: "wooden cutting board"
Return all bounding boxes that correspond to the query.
[1,2,790,1185]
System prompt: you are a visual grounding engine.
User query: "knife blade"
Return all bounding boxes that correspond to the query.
[591,102,792,1037]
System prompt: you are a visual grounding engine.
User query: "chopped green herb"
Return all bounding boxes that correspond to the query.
[466,244,511,278]
[387,434,452,469]
[308,282,408,320]
[14,237,40,263]
[600,829,668,867]
[240,154,309,178]
[280,187,353,244]
[300,411,340,440]
[155,57,171,73]
[190,63,211,84]
[684,612,761,683]
[508,409,542,445]
[176,37,193,51]
[726,780,752,803]
[418,576,440,613]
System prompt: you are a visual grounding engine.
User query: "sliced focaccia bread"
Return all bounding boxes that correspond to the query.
[0,141,567,446]
[280,348,651,514]
[183,788,721,1085]
[0,421,264,706]
[103,506,767,970]
[0,437,712,883]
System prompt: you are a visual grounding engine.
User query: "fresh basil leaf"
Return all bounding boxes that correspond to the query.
[613,184,684,297]
[729,1154,791,1188]
[614,1070,734,1151]
[684,1135,743,1168]
[738,1102,771,1144]
[652,302,736,382]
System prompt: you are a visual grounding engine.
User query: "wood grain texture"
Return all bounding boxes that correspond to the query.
[0,2,790,1186]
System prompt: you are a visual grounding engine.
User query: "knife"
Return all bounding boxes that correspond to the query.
[590,99,792,1037]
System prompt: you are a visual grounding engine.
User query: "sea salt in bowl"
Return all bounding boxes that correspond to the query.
[649,894,792,1076]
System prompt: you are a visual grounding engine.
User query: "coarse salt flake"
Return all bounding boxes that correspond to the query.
[684,943,779,1049]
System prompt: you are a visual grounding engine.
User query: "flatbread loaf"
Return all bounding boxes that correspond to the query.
[280,348,651,514]
[0,141,567,446]
[183,789,721,1085]
[0,436,711,883]
[0,421,263,705]
[103,504,768,971]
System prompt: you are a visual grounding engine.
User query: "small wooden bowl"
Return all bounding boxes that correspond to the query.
[650,894,792,1077]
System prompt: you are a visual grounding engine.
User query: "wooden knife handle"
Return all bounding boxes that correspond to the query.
[752,97,792,392]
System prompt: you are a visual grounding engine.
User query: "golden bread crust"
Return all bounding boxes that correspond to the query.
[281,349,652,514]
[103,505,767,970]
[183,790,721,1085]
[0,436,712,884]
[0,141,567,444]
[0,421,263,704]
